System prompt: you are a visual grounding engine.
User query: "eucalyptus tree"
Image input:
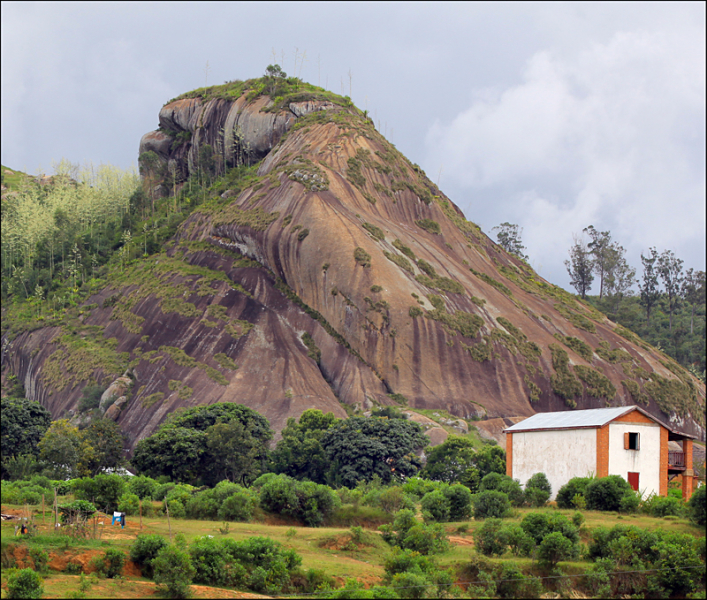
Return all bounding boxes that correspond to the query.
[657,250,684,333]
[565,234,594,299]
[639,248,661,324]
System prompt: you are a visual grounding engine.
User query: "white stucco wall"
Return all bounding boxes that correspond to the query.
[510,429,596,499]
[608,422,661,498]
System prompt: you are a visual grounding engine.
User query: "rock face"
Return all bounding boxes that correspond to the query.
[2,88,704,451]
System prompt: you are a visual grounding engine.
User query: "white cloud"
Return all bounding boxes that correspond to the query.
[426,24,705,284]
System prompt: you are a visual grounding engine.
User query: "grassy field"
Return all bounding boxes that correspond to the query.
[1,500,703,598]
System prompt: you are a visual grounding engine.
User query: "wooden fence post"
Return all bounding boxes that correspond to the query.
[53,488,58,533]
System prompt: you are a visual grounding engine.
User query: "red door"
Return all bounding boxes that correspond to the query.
[627,472,639,491]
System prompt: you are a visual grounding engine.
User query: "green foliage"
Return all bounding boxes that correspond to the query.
[77,384,105,413]
[474,518,509,556]
[414,219,441,235]
[470,268,513,297]
[153,544,195,598]
[6,568,44,599]
[93,549,125,579]
[409,306,423,318]
[58,500,96,522]
[573,365,617,399]
[117,493,140,516]
[537,531,576,567]
[130,534,169,578]
[520,511,579,546]
[259,474,339,526]
[525,472,551,496]
[688,484,706,525]
[1,397,52,479]
[28,548,48,574]
[81,418,127,475]
[128,475,158,499]
[585,475,636,512]
[270,409,338,484]
[189,535,301,594]
[133,403,272,486]
[420,490,449,522]
[556,476,593,509]
[362,222,385,241]
[353,247,371,267]
[496,562,543,599]
[72,474,126,512]
[587,525,705,597]
[392,239,416,261]
[378,509,449,555]
[553,334,594,361]
[383,250,413,274]
[321,417,428,488]
[218,489,258,522]
[472,490,511,519]
[549,343,583,405]
[641,494,684,517]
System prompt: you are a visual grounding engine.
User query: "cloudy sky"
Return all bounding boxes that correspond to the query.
[2,1,704,289]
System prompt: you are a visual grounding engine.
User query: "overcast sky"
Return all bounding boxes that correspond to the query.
[2,1,704,289]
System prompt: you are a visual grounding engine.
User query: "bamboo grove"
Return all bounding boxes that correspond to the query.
[1,160,140,304]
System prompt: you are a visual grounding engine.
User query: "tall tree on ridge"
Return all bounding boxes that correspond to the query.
[492,222,529,261]
[565,234,594,299]
[639,248,661,324]
[656,249,684,334]
[682,269,706,335]
[584,225,615,299]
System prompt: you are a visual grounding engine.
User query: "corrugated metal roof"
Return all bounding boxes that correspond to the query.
[504,406,636,432]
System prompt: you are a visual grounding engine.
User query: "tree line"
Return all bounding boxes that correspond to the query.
[494,223,705,376]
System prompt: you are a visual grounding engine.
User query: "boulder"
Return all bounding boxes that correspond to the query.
[99,377,132,414]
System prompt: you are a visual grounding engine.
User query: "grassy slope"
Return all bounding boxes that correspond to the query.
[2,499,703,598]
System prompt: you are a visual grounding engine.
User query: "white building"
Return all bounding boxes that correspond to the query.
[503,406,696,500]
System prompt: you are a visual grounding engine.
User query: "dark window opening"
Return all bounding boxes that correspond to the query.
[627,432,640,450]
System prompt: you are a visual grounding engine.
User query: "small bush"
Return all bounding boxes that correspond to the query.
[94,549,125,579]
[474,518,507,556]
[688,484,706,526]
[218,490,257,522]
[525,472,551,495]
[556,476,592,509]
[117,493,140,516]
[585,475,634,512]
[472,490,511,519]
[420,490,450,522]
[153,544,195,598]
[7,568,44,599]
[128,475,157,500]
[538,531,576,567]
[28,548,48,574]
[130,534,169,578]
[497,562,543,599]
[444,484,472,521]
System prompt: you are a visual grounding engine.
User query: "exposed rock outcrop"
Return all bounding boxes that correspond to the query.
[3,84,703,452]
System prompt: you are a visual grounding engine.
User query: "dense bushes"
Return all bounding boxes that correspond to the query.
[472,490,511,519]
[585,475,638,512]
[556,476,593,509]
[153,543,195,599]
[587,524,705,597]
[688,484,706,525]
[130,534,169,578]
[259,474,339,526]
[379,509,449,554]
[6,568,44,599]
[189,535,301,594]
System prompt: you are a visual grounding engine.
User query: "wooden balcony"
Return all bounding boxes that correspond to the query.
[668,451,685,469]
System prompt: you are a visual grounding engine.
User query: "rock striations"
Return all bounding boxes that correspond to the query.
[3,82,704,450]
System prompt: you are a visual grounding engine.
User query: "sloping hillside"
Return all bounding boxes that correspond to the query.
[2,76,703,449]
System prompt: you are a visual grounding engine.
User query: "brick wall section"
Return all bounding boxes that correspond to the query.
[596,425,609,477]
[682,439,694,501]
[613,409,656,425]
[660,427,668,497]
[506,433,513,477]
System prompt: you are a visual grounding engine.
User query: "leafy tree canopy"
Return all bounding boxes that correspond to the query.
[1,396,52,477]
[132,403,273,486]
[321,417,428,488]
[269,409,338,484]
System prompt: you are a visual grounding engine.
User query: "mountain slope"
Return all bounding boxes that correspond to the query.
[2,79,704,449]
